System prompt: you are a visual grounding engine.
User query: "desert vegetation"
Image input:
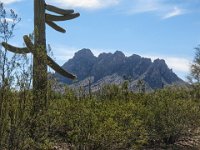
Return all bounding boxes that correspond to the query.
[0,79,200,149]
[1,2,200,150]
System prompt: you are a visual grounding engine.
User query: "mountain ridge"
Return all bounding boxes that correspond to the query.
[55,48,185,91]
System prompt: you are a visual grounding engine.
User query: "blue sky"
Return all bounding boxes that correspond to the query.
[2,0,200,80]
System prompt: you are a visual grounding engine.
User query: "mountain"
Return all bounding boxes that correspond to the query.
[55,49,185,91]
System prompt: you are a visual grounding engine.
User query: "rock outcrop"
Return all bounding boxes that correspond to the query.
[55,49,185,91]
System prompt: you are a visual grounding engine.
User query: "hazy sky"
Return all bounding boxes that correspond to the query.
[2,0,200,80]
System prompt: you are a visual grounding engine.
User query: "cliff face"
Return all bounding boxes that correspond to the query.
[55,49,97,83]
[55,49,184,91]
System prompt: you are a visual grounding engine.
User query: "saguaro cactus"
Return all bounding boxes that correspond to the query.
[2,0,79,113]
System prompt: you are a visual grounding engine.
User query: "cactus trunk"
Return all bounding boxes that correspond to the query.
[33,0,47,113]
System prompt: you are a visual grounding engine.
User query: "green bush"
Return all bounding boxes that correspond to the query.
[146,88,200,146]
[0,83,200,149]
[47,98,148,149]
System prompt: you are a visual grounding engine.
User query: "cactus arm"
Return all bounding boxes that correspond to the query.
[47,56,76,80]
[23,35,76,79]
[1,42,30,54]
[46,21,66,33]
[45,4,74,15]
[23,35,35,52]
[45,13,80,22]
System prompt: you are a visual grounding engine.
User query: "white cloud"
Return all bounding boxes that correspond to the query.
[125,0,187,19]
[50,45,78,65]
[1,0,21,4]
[163,57,191,80]
[128,0,160,14]
[164,57,190,73]
[0,18,13,22]
[47,0,119,9]
[162,7,185,19]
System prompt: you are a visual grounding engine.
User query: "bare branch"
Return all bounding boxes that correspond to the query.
[46,21,66,33]
[45,4,74,15]
[1,42,30,54]
[45,13,80,22]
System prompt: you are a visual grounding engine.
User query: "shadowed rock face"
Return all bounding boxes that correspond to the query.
[55,49,184,90]
[56,49,96,83]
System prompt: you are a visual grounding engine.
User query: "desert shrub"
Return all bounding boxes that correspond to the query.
[146,88,200,146]
[46,96,149,149]
[45,85,200,149]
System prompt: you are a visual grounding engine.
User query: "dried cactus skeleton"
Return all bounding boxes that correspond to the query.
[2,0,79,112]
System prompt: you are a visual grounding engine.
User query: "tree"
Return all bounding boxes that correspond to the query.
[189,45,200,83]
[0,2,21,148]
[0,3,21,88]
[187,45,200,99]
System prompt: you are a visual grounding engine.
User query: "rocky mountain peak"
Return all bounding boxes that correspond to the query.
[74,48,95,59]
[114,51,125,58]
[153,59,166,66]
[152,59,170,74]
[55,49,185,90]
